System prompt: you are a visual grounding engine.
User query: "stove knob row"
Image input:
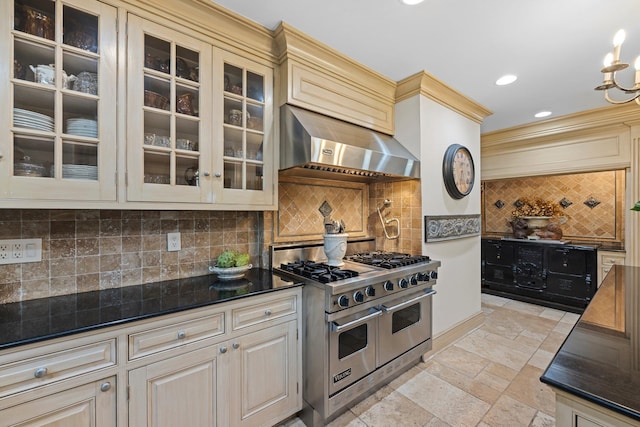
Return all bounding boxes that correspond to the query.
[365,286,376,297]
[431,271,438,280]
[383,280,394,292]
[337,295,349,307]
[398,278,409,289]
[410,275,419,286]
[417,272,430,282]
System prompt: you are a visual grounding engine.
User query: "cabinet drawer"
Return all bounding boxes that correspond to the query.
[129,313,225,359]
[0,339,116,398]
[232,295,297,330]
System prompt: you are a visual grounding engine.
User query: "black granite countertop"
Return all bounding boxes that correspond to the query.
[482,234,625,251]
[0,268,302,350]
[541,265,640,421]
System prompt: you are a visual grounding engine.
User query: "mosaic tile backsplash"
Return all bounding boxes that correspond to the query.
[482,170,625,244]
[0,210,261,303]
[1,179,424,304]
[273,178,423,255]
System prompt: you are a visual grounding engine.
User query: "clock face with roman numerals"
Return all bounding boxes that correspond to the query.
[442,144,475,199]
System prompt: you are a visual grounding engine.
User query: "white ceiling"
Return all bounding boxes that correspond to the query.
[209,0,640,133]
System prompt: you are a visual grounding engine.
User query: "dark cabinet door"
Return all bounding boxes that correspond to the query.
[514,244,545,290]
[547,247,591,276]
[482,240,515,267]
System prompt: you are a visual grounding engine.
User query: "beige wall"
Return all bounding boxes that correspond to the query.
[482,170,625,246]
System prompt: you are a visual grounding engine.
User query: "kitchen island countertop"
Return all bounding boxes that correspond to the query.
[540,265,640,421]
[0,268,301,350]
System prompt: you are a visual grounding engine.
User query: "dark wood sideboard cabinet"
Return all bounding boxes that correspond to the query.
[481,238,598,313]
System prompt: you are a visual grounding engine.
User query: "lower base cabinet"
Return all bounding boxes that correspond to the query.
[0,376,116,427]
[555,391,640,427]
[128,319,299,427]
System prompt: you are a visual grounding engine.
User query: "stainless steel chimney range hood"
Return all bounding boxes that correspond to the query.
[279,105,420,182]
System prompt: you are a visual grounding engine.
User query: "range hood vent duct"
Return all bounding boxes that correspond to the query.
[280,105,420,182]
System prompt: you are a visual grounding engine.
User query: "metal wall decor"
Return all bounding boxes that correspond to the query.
[584,196,601,209]
[559,198,573,209]
[514,199,524,208]
[424,214,481,242]
[494,200,505,209]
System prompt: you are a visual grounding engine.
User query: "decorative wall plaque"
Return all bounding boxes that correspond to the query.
[424,214,481,242]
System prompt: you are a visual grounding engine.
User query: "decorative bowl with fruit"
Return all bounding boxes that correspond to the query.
[209,250,252,280]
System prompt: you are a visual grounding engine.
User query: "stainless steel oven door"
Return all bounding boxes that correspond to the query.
[328,307,381,396]
[377,289,436,366]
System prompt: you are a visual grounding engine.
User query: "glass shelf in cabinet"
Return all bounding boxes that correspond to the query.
[144,151,171,184]
[13,37,54,80]
[13,134,54,178]
[15,1,56,41]
[246,71,264,102]
[144,35,170,74]
[62,5,99,53]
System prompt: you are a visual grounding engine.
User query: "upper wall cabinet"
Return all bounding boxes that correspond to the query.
[0,0,117,203]
[126,15,274,208]
[126,15,213,204]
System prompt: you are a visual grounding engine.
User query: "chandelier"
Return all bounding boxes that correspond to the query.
[594,29,640,105]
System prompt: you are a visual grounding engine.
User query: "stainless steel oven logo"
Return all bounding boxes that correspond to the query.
[321,148,333,156]
[333,368,351,383]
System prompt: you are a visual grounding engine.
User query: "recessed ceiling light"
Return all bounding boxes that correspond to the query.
[534,111,552,118]
[495,74,517,86]
[401,0,424,5]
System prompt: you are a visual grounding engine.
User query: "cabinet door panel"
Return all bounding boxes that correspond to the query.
[214,48,274,207]
[126,14,213,203]
[128,346,219,427]
[0,376,116,427]
[1,0,117,203]
[231,320,299,426]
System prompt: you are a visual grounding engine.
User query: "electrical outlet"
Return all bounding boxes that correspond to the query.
[167,232,181,252]
[0,239,41,265]
[12,243,23,259]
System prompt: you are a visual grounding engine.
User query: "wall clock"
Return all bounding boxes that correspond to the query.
[442,144,475,199]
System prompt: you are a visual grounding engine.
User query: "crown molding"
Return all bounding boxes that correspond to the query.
[119,0,276,64]
[482,103,640,148]
[396,71,492,124]
[274,22,396,103]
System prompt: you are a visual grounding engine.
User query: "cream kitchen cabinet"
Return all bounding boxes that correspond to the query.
[0,0,117,205]
[555,390,640,427]
[597,250,626,286]
[0,331,118,427]
[126,14,274,208]
[127,288,301,427]
[0,376,117,427]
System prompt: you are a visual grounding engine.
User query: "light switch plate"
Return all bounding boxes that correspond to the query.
[167,232,181,251]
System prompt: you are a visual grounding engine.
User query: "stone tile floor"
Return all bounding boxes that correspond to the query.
[280,293,580,427]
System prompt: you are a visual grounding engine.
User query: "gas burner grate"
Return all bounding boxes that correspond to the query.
[279,261,359,283]
[347,251,431,269]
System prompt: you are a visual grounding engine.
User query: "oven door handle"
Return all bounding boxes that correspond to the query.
[380,289,437,314]
[331,309,382,332]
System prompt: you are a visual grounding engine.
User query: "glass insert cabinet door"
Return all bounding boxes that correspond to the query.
[215,48,273,206]
[126,14,212,203]
[1,0,117,201]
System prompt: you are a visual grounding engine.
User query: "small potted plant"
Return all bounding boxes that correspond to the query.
[209,250,251,280]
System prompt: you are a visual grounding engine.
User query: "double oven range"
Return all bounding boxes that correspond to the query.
[272,238,441,426]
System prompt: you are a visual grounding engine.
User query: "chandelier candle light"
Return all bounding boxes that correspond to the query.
[595,29,640,105]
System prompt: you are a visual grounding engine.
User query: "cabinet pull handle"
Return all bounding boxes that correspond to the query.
[214,172,221,178]
[203,171,211,177]
[100,382,111,392]
[34,367,48,378]
[232,342,239,349]
[264,309,272,316]
[177,330,186,339]
[220,346,228,354]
